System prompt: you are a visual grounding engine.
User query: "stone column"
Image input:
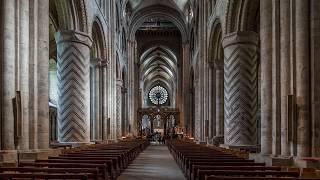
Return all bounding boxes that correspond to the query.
[94,65,101,140]
[222,31,259,146]
[310,0,320,157]
[102,65,108,140]
[295,0,310,157]
[280,0,291,156]
[122,87,128,136]
[215,61,224,137]
[55,30,92,143]
[272,0,281,156]
[37,0,50,149]
[208,64,215,139]
[19,0,29,150]
[116,80,122,139]
[260,0,273,155]
[2,0,16,150]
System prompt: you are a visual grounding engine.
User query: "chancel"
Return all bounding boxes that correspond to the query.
[1,0,320,179]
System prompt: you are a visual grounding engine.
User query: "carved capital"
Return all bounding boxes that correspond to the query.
[55,30,93,47]
[222,31,259,49]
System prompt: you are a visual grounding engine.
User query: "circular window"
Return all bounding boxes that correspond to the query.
[149,85,168,105]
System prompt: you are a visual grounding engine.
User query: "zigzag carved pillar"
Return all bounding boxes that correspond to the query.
[222,32,259,146]
[55,30,92,143]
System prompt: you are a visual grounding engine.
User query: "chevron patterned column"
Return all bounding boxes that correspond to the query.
[222,31,259,146]
[55,30,92,143]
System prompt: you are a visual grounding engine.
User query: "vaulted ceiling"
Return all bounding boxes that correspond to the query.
[128,0,187,107]
[128,0,189,13]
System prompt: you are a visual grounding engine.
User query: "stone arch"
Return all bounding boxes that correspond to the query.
[50,0,88,32]
[208,18,223,63]
[91,16,107,59]
[89,16,106,141]
[129,5,187,43]
[224,0,259,34]
[207,18,224,140]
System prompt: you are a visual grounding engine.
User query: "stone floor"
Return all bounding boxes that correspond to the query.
[117,144,186,180]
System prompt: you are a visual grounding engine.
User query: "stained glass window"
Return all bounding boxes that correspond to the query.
[148,85,168,105]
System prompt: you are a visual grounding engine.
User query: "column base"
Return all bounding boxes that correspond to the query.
[57,142,93,147]
[249,153,293,166]
[220,144,261,153]
[0,150,18,166]
[250,154,320,168]
[18,149,62,161]
[294,157,320,168]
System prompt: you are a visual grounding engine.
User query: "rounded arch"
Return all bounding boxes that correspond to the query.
[224,0,259,34]
[91,16,107,59]
[129,5,187,42]
[50,0,88,33]
[208,18,223,64]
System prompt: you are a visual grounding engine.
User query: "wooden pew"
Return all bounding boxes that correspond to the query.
[191,166,281,180]
[0,139,149,180]
[19,162,108,180]
[0,173,89,179]
[198,170,300,180]
[205,175,320,180]
[0,167,100,180]
[35,159,115,179]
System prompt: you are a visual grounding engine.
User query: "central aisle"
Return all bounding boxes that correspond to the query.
[118,144,186,180]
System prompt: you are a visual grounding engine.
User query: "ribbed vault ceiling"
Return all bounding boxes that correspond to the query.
[128,0,189,12]
[131,0,185,107]
[140,46,177,94]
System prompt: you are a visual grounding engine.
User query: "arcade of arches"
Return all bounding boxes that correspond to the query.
[1,0,320,172]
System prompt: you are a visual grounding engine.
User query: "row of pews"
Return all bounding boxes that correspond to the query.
[167,139,320,180]
[0,139,149,179]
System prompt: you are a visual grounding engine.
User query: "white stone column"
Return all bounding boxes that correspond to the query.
[280,0,291,156]
[295,0,310,157]
[19,0,29,150]
[272,0,281,155]
[94,65,101,140]
[222,31,259,146]
[215,62,224,137]
[260,0,273,155]
[182,43,190,132]
[102,65,108,140]
[122,87,128,136]
[2,0,16,150]
[55,30,92,143]
[37,0,50,149]
[208,64,215,139]
[310,0,320,157]
[116,80,122,139]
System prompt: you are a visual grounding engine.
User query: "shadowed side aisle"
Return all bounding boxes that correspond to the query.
[117,144,186,180]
